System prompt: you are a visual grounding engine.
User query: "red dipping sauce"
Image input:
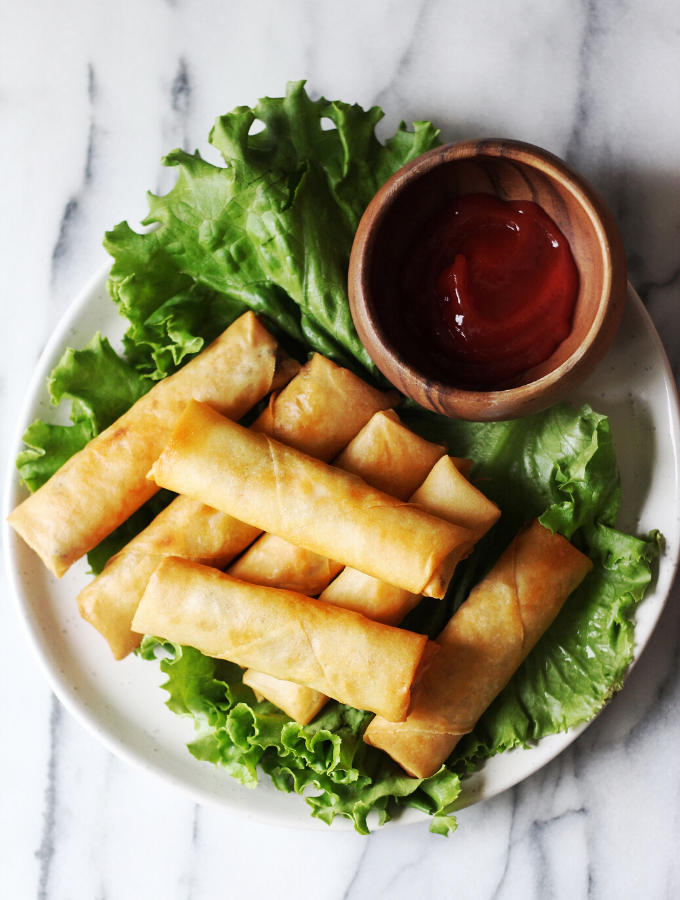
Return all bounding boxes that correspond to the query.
[399,193,579,388]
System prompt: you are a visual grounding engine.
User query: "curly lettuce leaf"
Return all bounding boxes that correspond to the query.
[16,419,94,494]
[17,333,151,491]
[104,80,441,381]
[139,637,461,833]
[117,281,251,380]
[400,402,659,766]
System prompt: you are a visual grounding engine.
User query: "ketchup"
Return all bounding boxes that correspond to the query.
[399,193,579,388]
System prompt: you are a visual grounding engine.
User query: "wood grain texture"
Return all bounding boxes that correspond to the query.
[349,139,627,421]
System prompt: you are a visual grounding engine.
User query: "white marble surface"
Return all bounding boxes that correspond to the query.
[2,1,680,897]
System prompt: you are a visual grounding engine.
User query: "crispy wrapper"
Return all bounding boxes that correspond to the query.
[242,670,329,723]
[228,410,445,594]
[266,455,499,724]
[132,558,437,722]
[238,411,447,722]
[332,409,445,501]
[77,355,395,659]
[251,353,397,461]
[317,566,424,629]
[320,455,501,625]
[150,401,474,597]
[364,520,594,778]
[8,312,299,578]
[410,455,501,545]
[78,498,261,660]
[228,536,345,596]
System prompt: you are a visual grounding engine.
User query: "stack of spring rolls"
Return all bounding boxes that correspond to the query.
[9,309,594,772]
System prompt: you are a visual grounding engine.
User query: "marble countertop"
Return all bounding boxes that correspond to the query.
[2,2,680,897]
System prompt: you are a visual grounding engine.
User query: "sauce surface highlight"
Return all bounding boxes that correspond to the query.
[400,193,579,387]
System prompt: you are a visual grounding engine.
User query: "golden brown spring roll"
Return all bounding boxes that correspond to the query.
[257,454,499,724]
[241,670,329,723]
[77,498,261,660]
[410,455,501,540]
[235,411,446,722]
[320,455,501,625]
[251,353,397,460]
[227,537,344,596]
[227,410,445,593]
[132,557,436,722]
[77,355,396,659]
[8,312,299,579]
[364,519,593,778]
[150,401,474,597]
[332,409,446,502]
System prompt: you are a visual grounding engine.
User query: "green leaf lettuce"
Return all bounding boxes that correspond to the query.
[139,637,461,834]
[104,80,441,381]
[17,333,151,492]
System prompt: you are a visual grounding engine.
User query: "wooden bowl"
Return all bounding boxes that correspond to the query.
[348,139,627,421]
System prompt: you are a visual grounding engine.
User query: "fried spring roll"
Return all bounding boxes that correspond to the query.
[320,455,501,625]
[150,401,475,597]
[255,455,499,724]
[331,409,446,502]
[77,355,395,659]
[364,520,593,778]
[8,312,299,578]
[242,670,329,723]
[78,499,261,660]
[410,455,501,540]
[227,410,445,593]
[227,536,344,597]
[236,412,446,722]
[251,353,398,460]
[131,558,436,722]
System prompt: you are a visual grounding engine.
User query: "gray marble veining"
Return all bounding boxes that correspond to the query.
[2,1,680,898]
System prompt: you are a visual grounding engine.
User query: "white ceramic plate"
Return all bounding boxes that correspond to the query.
[4,264,680,831]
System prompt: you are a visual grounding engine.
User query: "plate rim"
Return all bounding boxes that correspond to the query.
[4,262,680,832]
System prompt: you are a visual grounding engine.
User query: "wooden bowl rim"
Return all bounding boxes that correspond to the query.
[350,138,623,410]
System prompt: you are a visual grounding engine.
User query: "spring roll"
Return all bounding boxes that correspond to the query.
[236,412,446,722]
[363,519,593,778]
[227,537,345,597]
[410,455,501,540]
[8,312,299,578]
[77,355,396,659]
[242,670,329,723]
[77,498,261,660]
[320,455,501,625]
[227,410,445,593]
[251,353,398,461]
[256,454,499,724]
[331,409,446,502]
[150,401,475,598]
[132,557,436,722]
